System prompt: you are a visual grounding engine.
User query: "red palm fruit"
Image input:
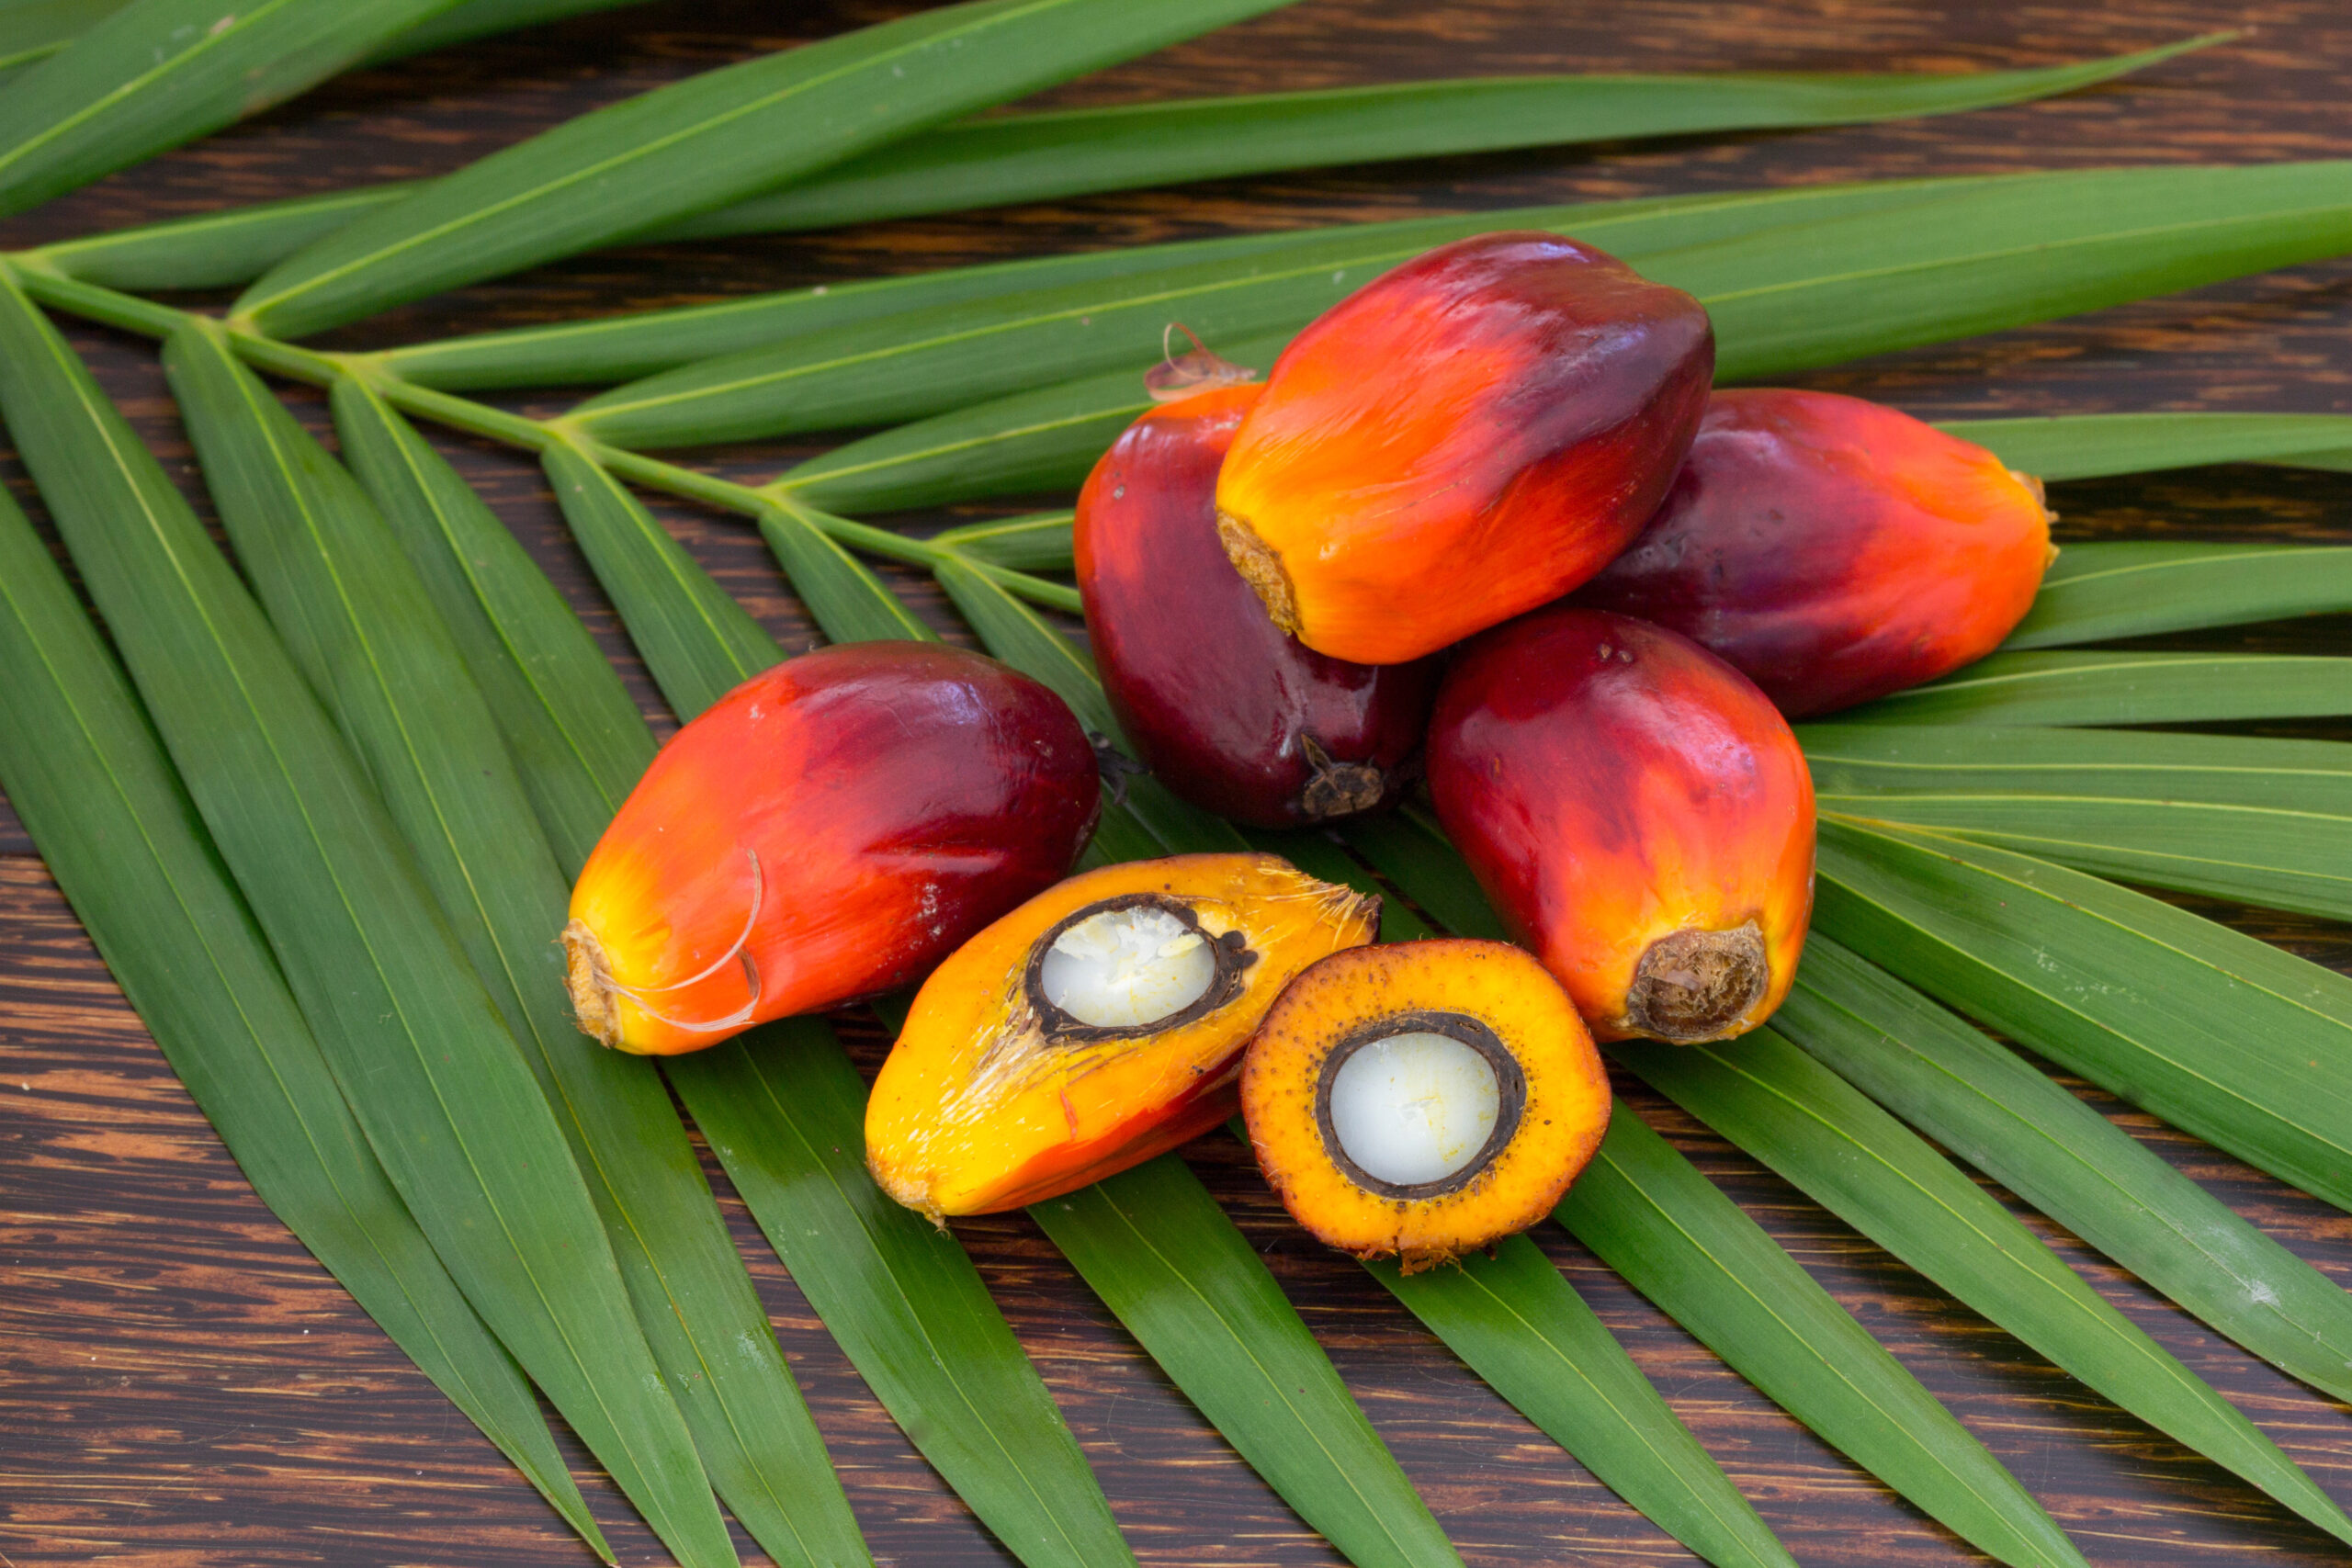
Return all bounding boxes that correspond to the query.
[564,643,1100,1055]
[1079,382,1440,827]
[1575,389,2056,717]
[1213,231,1713,665]
[1428,607,1814,1044]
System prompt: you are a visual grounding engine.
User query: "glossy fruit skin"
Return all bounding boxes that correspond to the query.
[565,643,1100,1055]
[1079,383,1440,827]
[865,852,1380,1217]
[1240,938,1611,1271]
[1428,607,1814,1043]
[1214,231,1713,665]
[1575,389,2055,717]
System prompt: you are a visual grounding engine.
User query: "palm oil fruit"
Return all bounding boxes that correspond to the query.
[564,643,1099,1055]
[1214,231,1713,665]
[1429,607,1815,1044]
[1240,939,1610,1270]
[1576,389,2056,717]
[865,852,1381,1217]
[1079,380,1439,827]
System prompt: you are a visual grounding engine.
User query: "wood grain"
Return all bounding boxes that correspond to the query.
[2,2,2350,1564]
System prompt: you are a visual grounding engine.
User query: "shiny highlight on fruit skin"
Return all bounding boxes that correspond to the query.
[1213,230,1713,665]
[865,852,1380,1218]
[1428,607,1815,1044]
[564,643,1100,1055]
[1240,939,1611,1271]
[1575,388,2057,717]
[1079,382,1438,827]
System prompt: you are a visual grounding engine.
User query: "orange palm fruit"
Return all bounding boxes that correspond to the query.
[1213,230,1713,664]
[865,852,1379,1218]
[564,642,1100,1055]
[1239,939,1611,1271]
[1575,389,2056,717]
[1428,607,1815,1043]
[1079,381,1440,827]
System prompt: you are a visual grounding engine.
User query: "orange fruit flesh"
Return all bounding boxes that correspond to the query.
[1240,939,1611,1271]
[865,852,1380,1218]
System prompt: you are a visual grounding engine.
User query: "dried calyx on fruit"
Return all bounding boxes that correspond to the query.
[1576,389,2057,717]
[1214,230,1713,665]
[865,852,1380,1217]
[1240,939,1611,1271]
[1429,607,1815,1044]
[564,643,1100,1055]
[1080,378,1438,827]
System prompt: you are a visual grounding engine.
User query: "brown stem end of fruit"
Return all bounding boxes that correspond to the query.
[1217,508,1301,636]
[562,918,624,1049]
[1296,733,1386,820]
[1625,922,1769,1043]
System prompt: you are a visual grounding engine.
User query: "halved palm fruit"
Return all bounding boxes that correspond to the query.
[1240,939,1611,1272]
[865,852,1380,1218]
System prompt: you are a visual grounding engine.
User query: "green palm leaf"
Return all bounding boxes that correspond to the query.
[0,0,468,216]
[4,39,2202,295]
[330,380,649,865]
[669,1021,1139,1568]
[28,185,423,292]
[570,161,2352,448]
[1845,649,2352,726]
[1781,938,2352,1408]
[232,0,1302,338]
[777,333,1291,515]
[0,475,610,1562]
[1033,1159,1466,1568]
[1946,411,2352,479]
[1617,1029,2352,1546]
[683,37,2216,236]
[1677,161,2352,381]
[1369,1239,1797,1568]
[1815,818,2352,1214]
[930,512,1076,572]
[406,178,1970,394]
[2002,541,2352,649]
[1246,828,1795,1568]
[537,444,1145,1568]
[1562,1111,2090,1568]
[0,0,130,75]
[164,328,868,1568]
[377,0,647,59]
[0,276,739,1568]
[1806,723,2352,920]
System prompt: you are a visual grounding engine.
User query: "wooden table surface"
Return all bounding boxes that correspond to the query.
[4,2,2351,1564]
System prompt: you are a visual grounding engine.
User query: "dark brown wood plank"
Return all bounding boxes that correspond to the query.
[3,2,2350,1565]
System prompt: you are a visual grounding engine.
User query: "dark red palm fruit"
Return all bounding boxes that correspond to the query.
[1574,389,2055,717]
[1078,381,1440,828]
[564,642,1101,1055]
[1428,607,1815,1044]
[1213,231,1713,665]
